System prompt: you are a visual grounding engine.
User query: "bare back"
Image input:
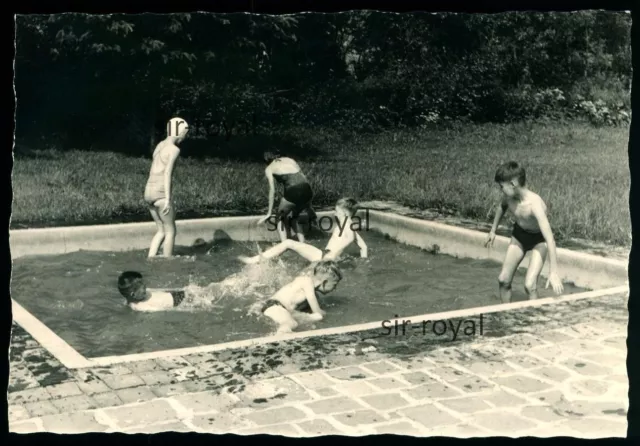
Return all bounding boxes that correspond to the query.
[268,157,302,176]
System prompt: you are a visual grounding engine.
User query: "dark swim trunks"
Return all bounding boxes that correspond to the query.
[170,290,186,307]
[261,299,286,313]
[512,223,545,252]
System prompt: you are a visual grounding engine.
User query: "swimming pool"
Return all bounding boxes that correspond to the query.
[10,210,628,366]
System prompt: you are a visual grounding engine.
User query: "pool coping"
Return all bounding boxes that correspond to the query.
[10,210,629,370]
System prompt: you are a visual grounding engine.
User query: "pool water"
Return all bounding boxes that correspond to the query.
[10,230,585,358]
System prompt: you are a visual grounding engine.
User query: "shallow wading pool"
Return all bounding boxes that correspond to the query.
[10,210,628,368]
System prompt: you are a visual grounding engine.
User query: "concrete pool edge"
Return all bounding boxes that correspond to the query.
[10,285,628,369]
[9,210,629,369]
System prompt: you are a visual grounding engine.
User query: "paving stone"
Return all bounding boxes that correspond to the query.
[8,404,30,423]
[193,359,233,377]
[562,359,612,376]
[374,421,423,436]
[389,355,436,370]
[297,418,344,435]
[557,339,606,355]
[561,417,627,437]
[361,392,411,411]
[531,366,572,383]
[473,411,537,433]
[505,354,549,370]
[601,336,626,351]
[427,366,475,382]
[326,366,372,381]
[332,380,378,397]
[528,345,573,362]
[305,396,364,414]
[172,390,240,413]
[569,379,611,398]
[10,420,41,433]
[553,400,628,419]
[8,362,40,391]
[124,421,192,433]
[490,334,550,351]
[8,387,52,405]
[197,371,249,392]
[449,376,495,394]
[76,378,110,395]
[401,371,436,385]
[46,382,83,399]
[182,352,220,365]
[480,389,527,408]
[91,392,124,408]
[427,423,491,437]
[410,382,463,400]
[126,360,162,374]
[537,329,579,343]
[234,377,312,408]
[361,361,405,375]
[492,375,554,393]
[368,376,410,391]
[190,413,253,433]
[116,386,158,404]
[520,405,568,423]
[314,387,339,397]
[24,400,60,417]
[423,348,470,364]
[101,373,145,390]
[290,371,337,389]
[51,395,97,412]
[138,370,176,386]
[608,374,628,385]
[243,406,307,426]
[239,423,301,436]
[439,396,492,413]
[91,365,132,377]
[531,390,566,405]
[464,360,516,376]
[155,356,192,369]
[332,409,385,426]
[151,382,191,398]
[103,399,180,429]
[40,411,108,433]
[400,404,461,429]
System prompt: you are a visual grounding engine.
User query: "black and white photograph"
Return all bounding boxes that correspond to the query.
[8,5,633,438]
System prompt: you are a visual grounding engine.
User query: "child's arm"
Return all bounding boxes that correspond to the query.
[531,202,564,294]
[354,232,368,258]
[485,199,507,247]
[258,166,276,224]
[300,277,325,319]
[162,147,180,213]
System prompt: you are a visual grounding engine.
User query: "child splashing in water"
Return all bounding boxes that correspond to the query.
[144,117,189,258]
[484,161,564,303]
[239,197,368,265]
[260,260,343,333]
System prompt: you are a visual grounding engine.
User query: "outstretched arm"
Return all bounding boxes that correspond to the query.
[532,202,563,294]
[301,277,324,318]
[485,199,507,247]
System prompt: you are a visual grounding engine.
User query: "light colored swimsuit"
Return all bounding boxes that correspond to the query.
[144,146,169,205]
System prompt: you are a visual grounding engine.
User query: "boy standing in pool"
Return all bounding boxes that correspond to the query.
[484,161,563,303]
[239,197,368,265]
[261,260,343,333]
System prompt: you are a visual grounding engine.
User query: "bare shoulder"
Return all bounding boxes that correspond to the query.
[526,191,547,212]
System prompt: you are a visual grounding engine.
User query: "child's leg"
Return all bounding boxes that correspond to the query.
[497,241,526,304]
[263,306,299,333]
[524,243,548,300]
[239,239,323,264]
[276,198,296,242]
[148,205,165,258]
[156,199,177,257]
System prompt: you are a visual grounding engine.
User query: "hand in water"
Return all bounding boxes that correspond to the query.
[484,232,496,248]
[546,272,564,295]
[162,202,171,215]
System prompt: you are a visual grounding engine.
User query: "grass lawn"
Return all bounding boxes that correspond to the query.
[11,122,630,246]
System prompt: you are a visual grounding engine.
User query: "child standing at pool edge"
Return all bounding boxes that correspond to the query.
[485,161,563,303]
[144,117,189,258]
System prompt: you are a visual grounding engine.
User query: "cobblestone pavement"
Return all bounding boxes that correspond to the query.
[8,293,628,437]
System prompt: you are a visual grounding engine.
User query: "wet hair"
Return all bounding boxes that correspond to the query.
[117,271,146,302]
[263,148,282,163]
[494,161,526,186]
[313,260,343,282]
[335,197,359,217]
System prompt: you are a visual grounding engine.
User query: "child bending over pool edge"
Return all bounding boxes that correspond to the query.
[238,197,368,265]
[261,260,343,333]
[484,161,563,303]
[117,271,188,312]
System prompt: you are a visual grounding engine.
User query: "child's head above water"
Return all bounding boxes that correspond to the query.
[494,161,526,197]
[312,260,343,294]
[335,197,359,218]
[117,271,147,304]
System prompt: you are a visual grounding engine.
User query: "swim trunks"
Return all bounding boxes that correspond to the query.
[261,299,286,313]
[170,290,186,307]
[512,223,545,252]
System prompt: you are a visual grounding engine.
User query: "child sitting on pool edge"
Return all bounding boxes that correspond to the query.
[261,260,343,333]
[484,161,564,303]
[117,271,188,311]
[239,197,368,265]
